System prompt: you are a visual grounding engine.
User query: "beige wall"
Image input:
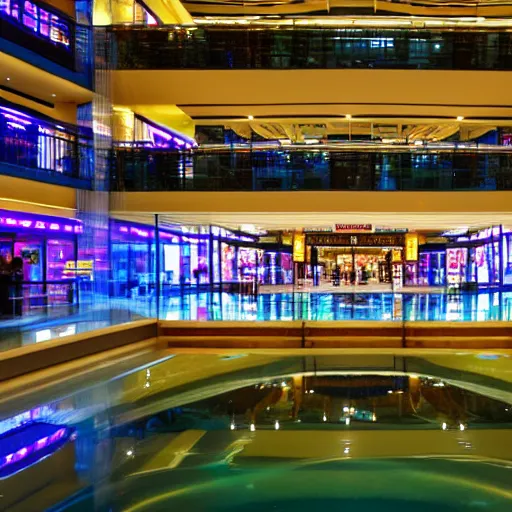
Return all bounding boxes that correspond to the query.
[112,70,512,121]
[110,191,512,230]
[0,91,78,125]
[111,191,512,214]
[0,176,76,217]
[44,0,75,17]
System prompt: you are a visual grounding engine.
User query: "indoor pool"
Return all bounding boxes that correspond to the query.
[0,351,511,511]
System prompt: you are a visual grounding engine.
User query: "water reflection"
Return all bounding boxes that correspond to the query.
[0,352,511,511]
[162,292,512,322]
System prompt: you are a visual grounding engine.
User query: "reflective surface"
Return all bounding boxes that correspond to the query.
[112,27,512,71]
[0,351,511,511]
[158,291,512,322]
[113,148,512,192]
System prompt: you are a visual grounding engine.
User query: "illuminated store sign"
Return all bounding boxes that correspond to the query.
[335,224,373,233]
[293,233,305,262]
[0,210,82,234]
[0,0,71,50]
[405,233,418,261]
[306,233,405,247]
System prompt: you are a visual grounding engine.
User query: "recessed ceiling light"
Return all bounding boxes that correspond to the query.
[248,115,254,120]
[6,77,10,81]
[51,93,57,98]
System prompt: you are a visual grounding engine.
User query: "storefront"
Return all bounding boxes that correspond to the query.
[447,227,505,289]
[304,232,406,288]
[418,245,446,286]
[0,209,83,311]
[109,221,262,297]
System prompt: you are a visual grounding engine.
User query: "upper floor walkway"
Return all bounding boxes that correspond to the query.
[111,22,512,71]
[0,0,93,89]
[112,143,512,192]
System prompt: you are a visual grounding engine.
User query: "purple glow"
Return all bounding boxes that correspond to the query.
[147,124,173,141]
[0,427,69,473]
[130,227,149,238]
[0,106,33,120]
[0,1,71,49]
[0,209,82,235]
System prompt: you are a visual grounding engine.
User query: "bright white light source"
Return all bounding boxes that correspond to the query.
[459,424,465,431]
[457,116,464,122]
[275,420,280,430]
[248,115,254,120]
[230,422,236,431]
[310,390,315,394]
[345,417,351,426]
[323,414,327,422]
[343,406,349,413]
[126,450,134,457]
[344,447,350,454]
[250,423,256,432]
[442,422,447,430]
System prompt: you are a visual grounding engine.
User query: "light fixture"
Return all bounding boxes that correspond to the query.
[230,422,236,431]
[274,420,280,430]
[457,116,464,121]
[126,449,134,457]
[323,413,327,422]
[345,114,352,120]
[6,77,10,81]
[344,447,350,454]
[248,115,254,120]
[250,423,256,432]
[51,93,57,98]
[442,422,447,430]
[345,417,351,426]
[459,423,465,431]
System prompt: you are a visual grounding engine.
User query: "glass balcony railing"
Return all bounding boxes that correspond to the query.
[0,129,94,189]
[111,145,512,192]
[111,26,512,71]
[0,0,93,88]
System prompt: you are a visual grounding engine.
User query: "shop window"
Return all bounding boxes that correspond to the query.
[22,0,37,31]
[47,239,74,280]
[14,240,43,281]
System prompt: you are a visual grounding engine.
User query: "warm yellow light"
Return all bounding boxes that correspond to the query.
[248,115,254,121]
[345,114,352,120]
[457,116,464,121]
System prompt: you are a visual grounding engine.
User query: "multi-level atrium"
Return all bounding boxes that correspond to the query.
[0,0,512,509]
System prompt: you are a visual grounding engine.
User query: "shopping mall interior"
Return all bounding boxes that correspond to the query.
[1,0,512,509]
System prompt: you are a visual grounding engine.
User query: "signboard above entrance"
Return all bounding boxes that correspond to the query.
[335,224,373,233]
[306,233,405,247]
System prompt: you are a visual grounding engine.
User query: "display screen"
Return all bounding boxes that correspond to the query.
[446,247,467,284]
[163,244,180,284]
[503,235,512,285]
[221,243,235,281]
[238,247,258,280]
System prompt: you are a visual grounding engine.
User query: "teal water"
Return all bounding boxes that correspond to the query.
[0,352,510,511]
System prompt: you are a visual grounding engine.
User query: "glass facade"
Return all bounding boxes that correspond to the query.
[112,147,512,192]
[112,27,512,71]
